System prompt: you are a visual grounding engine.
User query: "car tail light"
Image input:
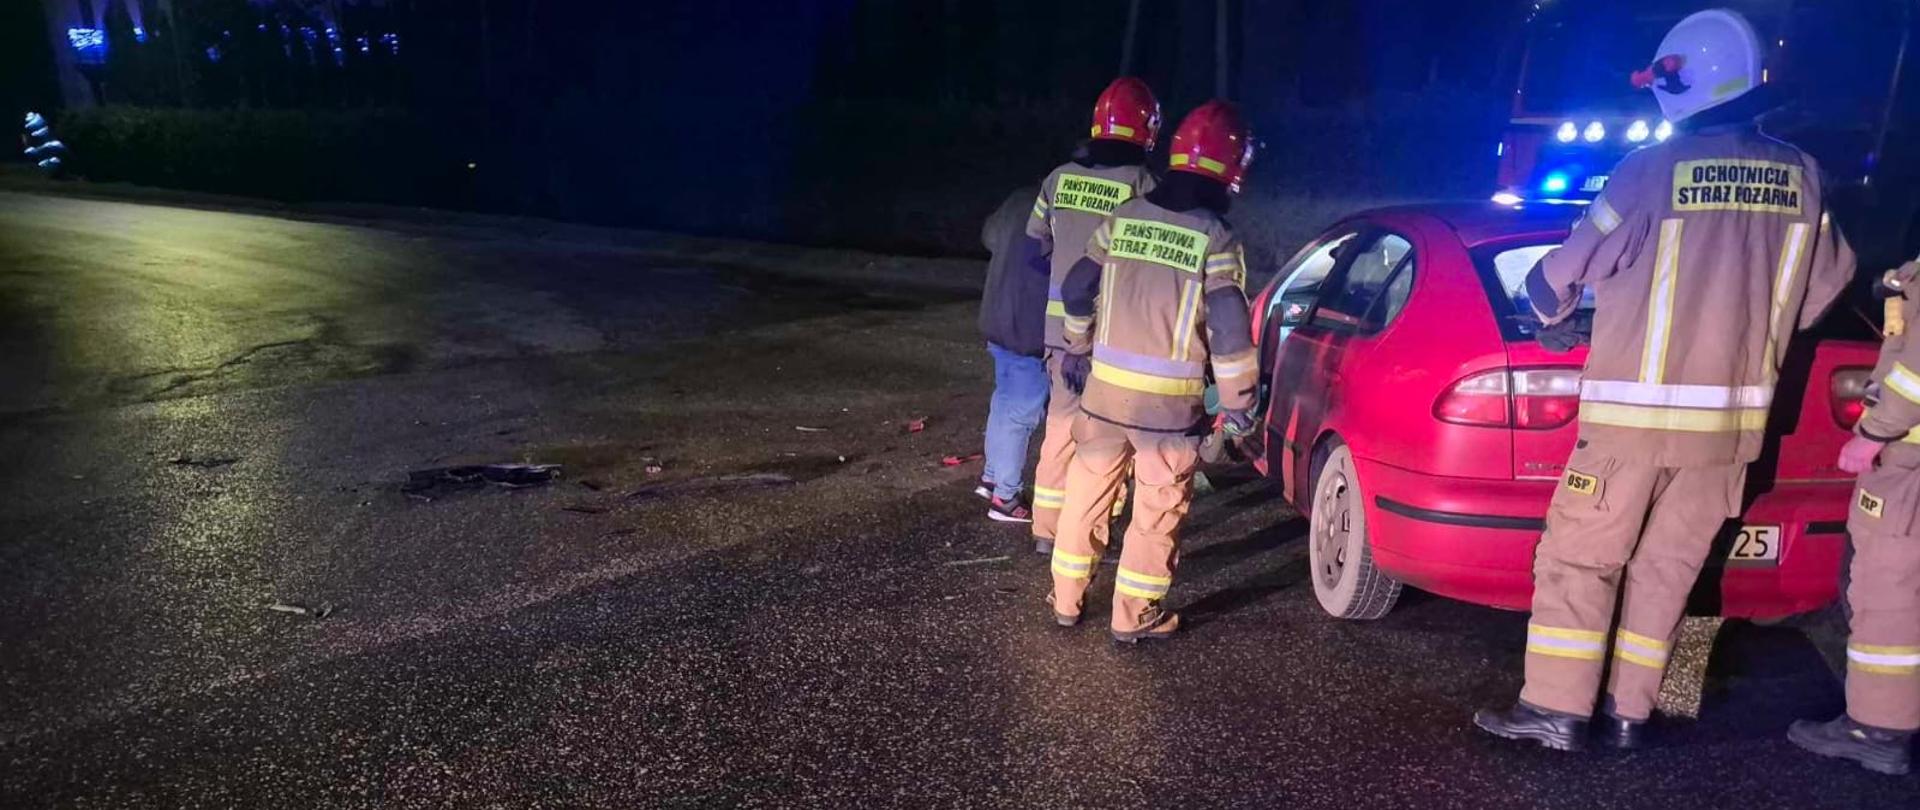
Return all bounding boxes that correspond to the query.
[1435,370,1510,427]
[1830,367,1873,428]
[1512,369,1582,430]
[1435,368,1581,430]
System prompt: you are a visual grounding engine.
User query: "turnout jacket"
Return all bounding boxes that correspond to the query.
[1061,197,1256,434]
[1028,162,1157,351]
[1859,260,1920,446]
[1526,126,1854,467]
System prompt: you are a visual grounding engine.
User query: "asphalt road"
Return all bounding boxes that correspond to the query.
[0,190,1914,808]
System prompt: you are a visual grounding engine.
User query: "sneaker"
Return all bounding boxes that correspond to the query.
[1789,716,1913,775]
[988,494,1033,523]
[973,477,994,500]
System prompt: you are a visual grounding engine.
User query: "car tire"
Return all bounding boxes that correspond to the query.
[1308,442,1402,620]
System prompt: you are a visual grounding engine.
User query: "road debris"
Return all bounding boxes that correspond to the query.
[403,463,563,495]
[943,555,1010,567]
[941,453,984,467]
[906,417,928,433]
[627,472,795,502]
[645,465,664,475]
[794,425,828,433]
[266,602,335,620]
[169,455,240,469]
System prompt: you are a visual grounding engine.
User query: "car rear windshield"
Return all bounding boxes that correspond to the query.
[1473,240,1883,343]
[1470,240,1591,340]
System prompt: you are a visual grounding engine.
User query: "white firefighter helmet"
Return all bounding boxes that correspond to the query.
[1633,9,1764,124]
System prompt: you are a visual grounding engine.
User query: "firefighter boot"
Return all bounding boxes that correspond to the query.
[1596,714,1648,751]
[1473,702,1590,752]
[1109,606,1179,644]
[1788,716,1914,776]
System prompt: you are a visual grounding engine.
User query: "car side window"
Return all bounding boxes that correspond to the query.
[1312,233,1414,333]
[1266,231,1359,329]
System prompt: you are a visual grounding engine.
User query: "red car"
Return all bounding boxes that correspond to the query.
[1248,202,1876,620]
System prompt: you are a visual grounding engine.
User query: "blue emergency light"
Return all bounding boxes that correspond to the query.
[1540,173,1572,195]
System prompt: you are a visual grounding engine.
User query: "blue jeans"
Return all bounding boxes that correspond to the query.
[983,342,1049,500]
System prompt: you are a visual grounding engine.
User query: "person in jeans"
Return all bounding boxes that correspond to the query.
[976,182,1053,522]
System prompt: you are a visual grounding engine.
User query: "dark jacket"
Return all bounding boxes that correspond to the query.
[978,193,1050,356]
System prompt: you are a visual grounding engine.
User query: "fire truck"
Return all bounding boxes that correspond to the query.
[1494,0,1920,270]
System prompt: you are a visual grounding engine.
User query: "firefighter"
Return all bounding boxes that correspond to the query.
[1474,9,1854,751]
[1020,77,1162,536]
[1047,100,1259,643]
[1788,259,1920,775]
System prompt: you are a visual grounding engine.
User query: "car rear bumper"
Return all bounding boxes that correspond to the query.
[1355,457,1848,618]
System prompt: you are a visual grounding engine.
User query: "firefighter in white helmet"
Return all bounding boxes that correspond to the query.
[1474,9,1854,752]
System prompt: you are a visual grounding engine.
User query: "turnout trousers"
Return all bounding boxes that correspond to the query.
[1048,415,1200,633]
[1842,452,1920,731]
[1521,443,1746,721]
[1033,351,1124,543]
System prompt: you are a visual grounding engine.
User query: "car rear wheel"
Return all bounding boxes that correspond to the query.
[1309,443,1402,620]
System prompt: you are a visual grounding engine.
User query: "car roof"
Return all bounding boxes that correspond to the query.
[1360,201,1582,248]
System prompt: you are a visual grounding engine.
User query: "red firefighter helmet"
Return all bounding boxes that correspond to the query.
[1090,77,1162,149]
[1167,100,1255,194]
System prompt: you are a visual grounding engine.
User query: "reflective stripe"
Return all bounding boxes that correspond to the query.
[1046,300,1067,318]
[1097,262,1115,345]
[1115,567,1172,599]
[1170,280,1201,362]
[1580,402,1769,433]
[1169,153,1229,176]
[1579,380,1773,409]
[1051,548,1095,579]
[1640,218,1685,384]
[1106,123,1136,138]
[1762,222,1810,378]
[1884,363,1920,405]
[1032,486,1066,508]
[1091,360,1206,396]
[1526,624,1606,661]
[1849,644,1920,675]
[1063,315,1092,335]
[1031,197,1049,221]
[1589,197,1623,234]
[1614,629,1670,669]
[1094,223,1113,251]
[1094,344,1205,379]
[1212,355,1257,379]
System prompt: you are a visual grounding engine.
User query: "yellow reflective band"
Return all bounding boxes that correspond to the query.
[1053,561,1093,580]
[1097,262,1115,345]
[1762,222,1811,380]
[1851,662,1920,676]
[1712,76,1751,100]
[1170,154,1188,167]
[1063,315,1092,335]
[1090,125,1101,138]
[1116,582,1168,599]
[1885,363,1920,405]
[1212,356,1257,379]
[1852,643,1920,655]
[1090,360,1206,396]
[1094,223,1112,250]
[1170,280,1201,362]
[1116,567,1171,586]
[1616,629,1668,651]
[1051,549,1094,565]
[1528,624,1606,643]
[1107,124,1136,138]
[1641,218,1684,384]
[1197,156,1228,174]
[1615,649,1666,668]
[1032,488,1065,507]
[1579,402,1769,433]
[1526,643,1605,661]
[1588,197,1622,234]
[1046,300,1068,318]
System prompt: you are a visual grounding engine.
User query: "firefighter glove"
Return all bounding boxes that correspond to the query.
[1060,353,1091,395]
[1537,318,1586,353]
